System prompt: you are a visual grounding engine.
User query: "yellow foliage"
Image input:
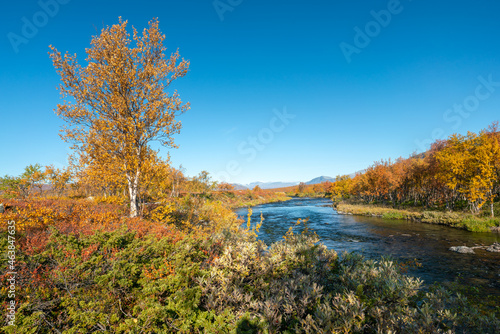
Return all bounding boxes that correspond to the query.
[94,195,126,205]
[198,200,241,234]
[150,201,176,223]
[436,130,500,213]
[242,208,264,238]
[49,17,190,217]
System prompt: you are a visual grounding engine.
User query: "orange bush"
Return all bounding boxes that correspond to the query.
[0,198,186,258]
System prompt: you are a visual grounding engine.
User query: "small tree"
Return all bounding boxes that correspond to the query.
[190,171,216,194]
[0,164,45,199]
[45,165,72,197]
[218,182,235,192]
[49,18,190,217]
[0,176,21,199]
[330,175,353,205]
[252,185,262,193]
[21,164,46,197]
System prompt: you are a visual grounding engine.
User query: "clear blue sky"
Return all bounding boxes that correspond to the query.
[1,0,499,184]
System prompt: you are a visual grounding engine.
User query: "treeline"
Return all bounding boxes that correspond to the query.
[0,156,232,203]
[329,123,500,216]
[0,159,290,217]
[273,182,332,197]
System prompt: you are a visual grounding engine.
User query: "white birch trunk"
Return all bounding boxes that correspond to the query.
[127,170,140,218]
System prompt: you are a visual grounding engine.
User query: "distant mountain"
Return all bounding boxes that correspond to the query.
[247,181,299,190]
[305,171,367,185]
[305,176,335,185]
[349,169,366,178]
[230,172,367,191]
[229,182,299,190]
[230,183,248,190]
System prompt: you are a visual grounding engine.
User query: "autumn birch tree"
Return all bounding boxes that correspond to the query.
[49,18,190,217]
[436,132,499,215]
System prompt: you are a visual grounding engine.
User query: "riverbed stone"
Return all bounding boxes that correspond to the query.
[486,243,500,253]
[449,246,475,254]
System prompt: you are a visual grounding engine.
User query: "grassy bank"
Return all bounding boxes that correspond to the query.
[284,192,327,198]
[223,190,291,209]
[337,203,500,232]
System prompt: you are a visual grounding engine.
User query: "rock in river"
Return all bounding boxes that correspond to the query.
[449,246,475,254]
[486,243,500,253]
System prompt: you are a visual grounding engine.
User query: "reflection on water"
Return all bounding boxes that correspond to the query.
[236,197,500,295]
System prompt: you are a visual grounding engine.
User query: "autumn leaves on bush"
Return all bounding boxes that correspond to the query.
[1,196,500,332]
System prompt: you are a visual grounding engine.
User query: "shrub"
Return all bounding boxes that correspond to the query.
[0,226,227,333]
[201,228,500,333]
[1,199,498,333]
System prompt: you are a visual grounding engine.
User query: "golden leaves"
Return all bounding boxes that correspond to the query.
[49,18,190,217]
[331,122,500,215]
[435,129,500,213]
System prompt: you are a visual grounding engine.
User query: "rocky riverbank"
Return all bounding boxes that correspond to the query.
[449,242,500,254]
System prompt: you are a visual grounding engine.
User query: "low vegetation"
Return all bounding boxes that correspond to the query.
[1,198,499,332]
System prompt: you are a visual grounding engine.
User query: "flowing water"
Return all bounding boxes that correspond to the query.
[236,197,500,296]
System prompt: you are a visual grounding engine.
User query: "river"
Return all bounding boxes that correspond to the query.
[236,197,500,297]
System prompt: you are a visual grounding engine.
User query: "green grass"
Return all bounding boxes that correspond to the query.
[337,203,500,232]
[381,211,406,220]
[228,192,291,209]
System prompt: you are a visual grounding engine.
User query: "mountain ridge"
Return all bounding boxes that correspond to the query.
[230,171,366,190]
[232,176,332,190]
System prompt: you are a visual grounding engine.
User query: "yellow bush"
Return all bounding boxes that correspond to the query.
[198,200,241,233]
[94,195,126,205]
[150,201,176,223]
